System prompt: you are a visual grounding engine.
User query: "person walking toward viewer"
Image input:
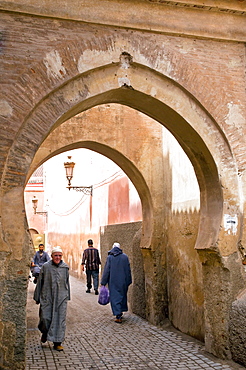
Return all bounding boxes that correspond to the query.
[81,239,101,295]
[100,242,132,323]
[33,246,70,351]
[31,243,50,284]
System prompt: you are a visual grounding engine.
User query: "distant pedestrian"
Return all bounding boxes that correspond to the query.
[33,246,70,351]
[81,239,101,295]
[101,242,132,323]
[31,243,50,284]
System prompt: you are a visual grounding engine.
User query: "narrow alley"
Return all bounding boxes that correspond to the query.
[26,276,244,370]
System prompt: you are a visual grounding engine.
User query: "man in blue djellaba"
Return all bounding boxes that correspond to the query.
[101,242,132,323]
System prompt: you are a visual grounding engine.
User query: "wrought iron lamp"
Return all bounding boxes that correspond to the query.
[32,196,48,221]
[64,156,93,195]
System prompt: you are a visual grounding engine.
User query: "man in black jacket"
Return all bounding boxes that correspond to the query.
[81,239,101,295]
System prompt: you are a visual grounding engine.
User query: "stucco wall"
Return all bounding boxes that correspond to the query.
[167,209,203,341]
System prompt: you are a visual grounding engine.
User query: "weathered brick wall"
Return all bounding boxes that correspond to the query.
[0,2,246,368]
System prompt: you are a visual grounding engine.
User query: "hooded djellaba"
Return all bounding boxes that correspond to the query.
[100,242,132,323]
[33,246,70,350]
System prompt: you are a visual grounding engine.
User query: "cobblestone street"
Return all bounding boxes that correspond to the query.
[26,276,244,370]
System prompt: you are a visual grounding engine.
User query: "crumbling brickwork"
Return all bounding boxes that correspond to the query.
[0,1,246,368]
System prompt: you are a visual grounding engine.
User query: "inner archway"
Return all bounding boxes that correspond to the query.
[25,146,143,275]
[27,102,202,336]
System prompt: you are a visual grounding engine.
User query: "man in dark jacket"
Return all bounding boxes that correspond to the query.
[81,239,101,295]
[101,242,132,323]
[31,243,50,284]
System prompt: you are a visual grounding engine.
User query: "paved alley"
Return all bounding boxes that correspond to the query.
[26,276,244,370]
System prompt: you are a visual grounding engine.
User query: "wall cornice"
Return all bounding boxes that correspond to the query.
[0,0,246,41]
[148,0,246,13]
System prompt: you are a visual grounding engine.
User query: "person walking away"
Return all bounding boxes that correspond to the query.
[81,239,101,295]
[31,243,50,284]
[33,246,70,351]
[100,242,132,323]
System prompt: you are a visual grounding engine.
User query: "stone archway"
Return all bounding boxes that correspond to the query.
[1,55,244,368]
[5,60,239,254]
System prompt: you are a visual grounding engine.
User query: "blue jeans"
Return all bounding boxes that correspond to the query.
[86,270,99,290]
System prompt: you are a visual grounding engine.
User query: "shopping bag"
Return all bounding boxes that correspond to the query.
[98,286,110,305]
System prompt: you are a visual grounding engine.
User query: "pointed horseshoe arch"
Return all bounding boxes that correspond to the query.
[29,140,155,249]
[3,61,240,255]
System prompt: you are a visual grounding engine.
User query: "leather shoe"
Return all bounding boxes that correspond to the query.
[53,345,64,351]
[41,333,47,343]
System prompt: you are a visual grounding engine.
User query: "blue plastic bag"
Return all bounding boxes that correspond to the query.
[98,286,110,305]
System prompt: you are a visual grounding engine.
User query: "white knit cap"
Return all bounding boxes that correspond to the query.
[51,246,63,254]
[113,242,120,248]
